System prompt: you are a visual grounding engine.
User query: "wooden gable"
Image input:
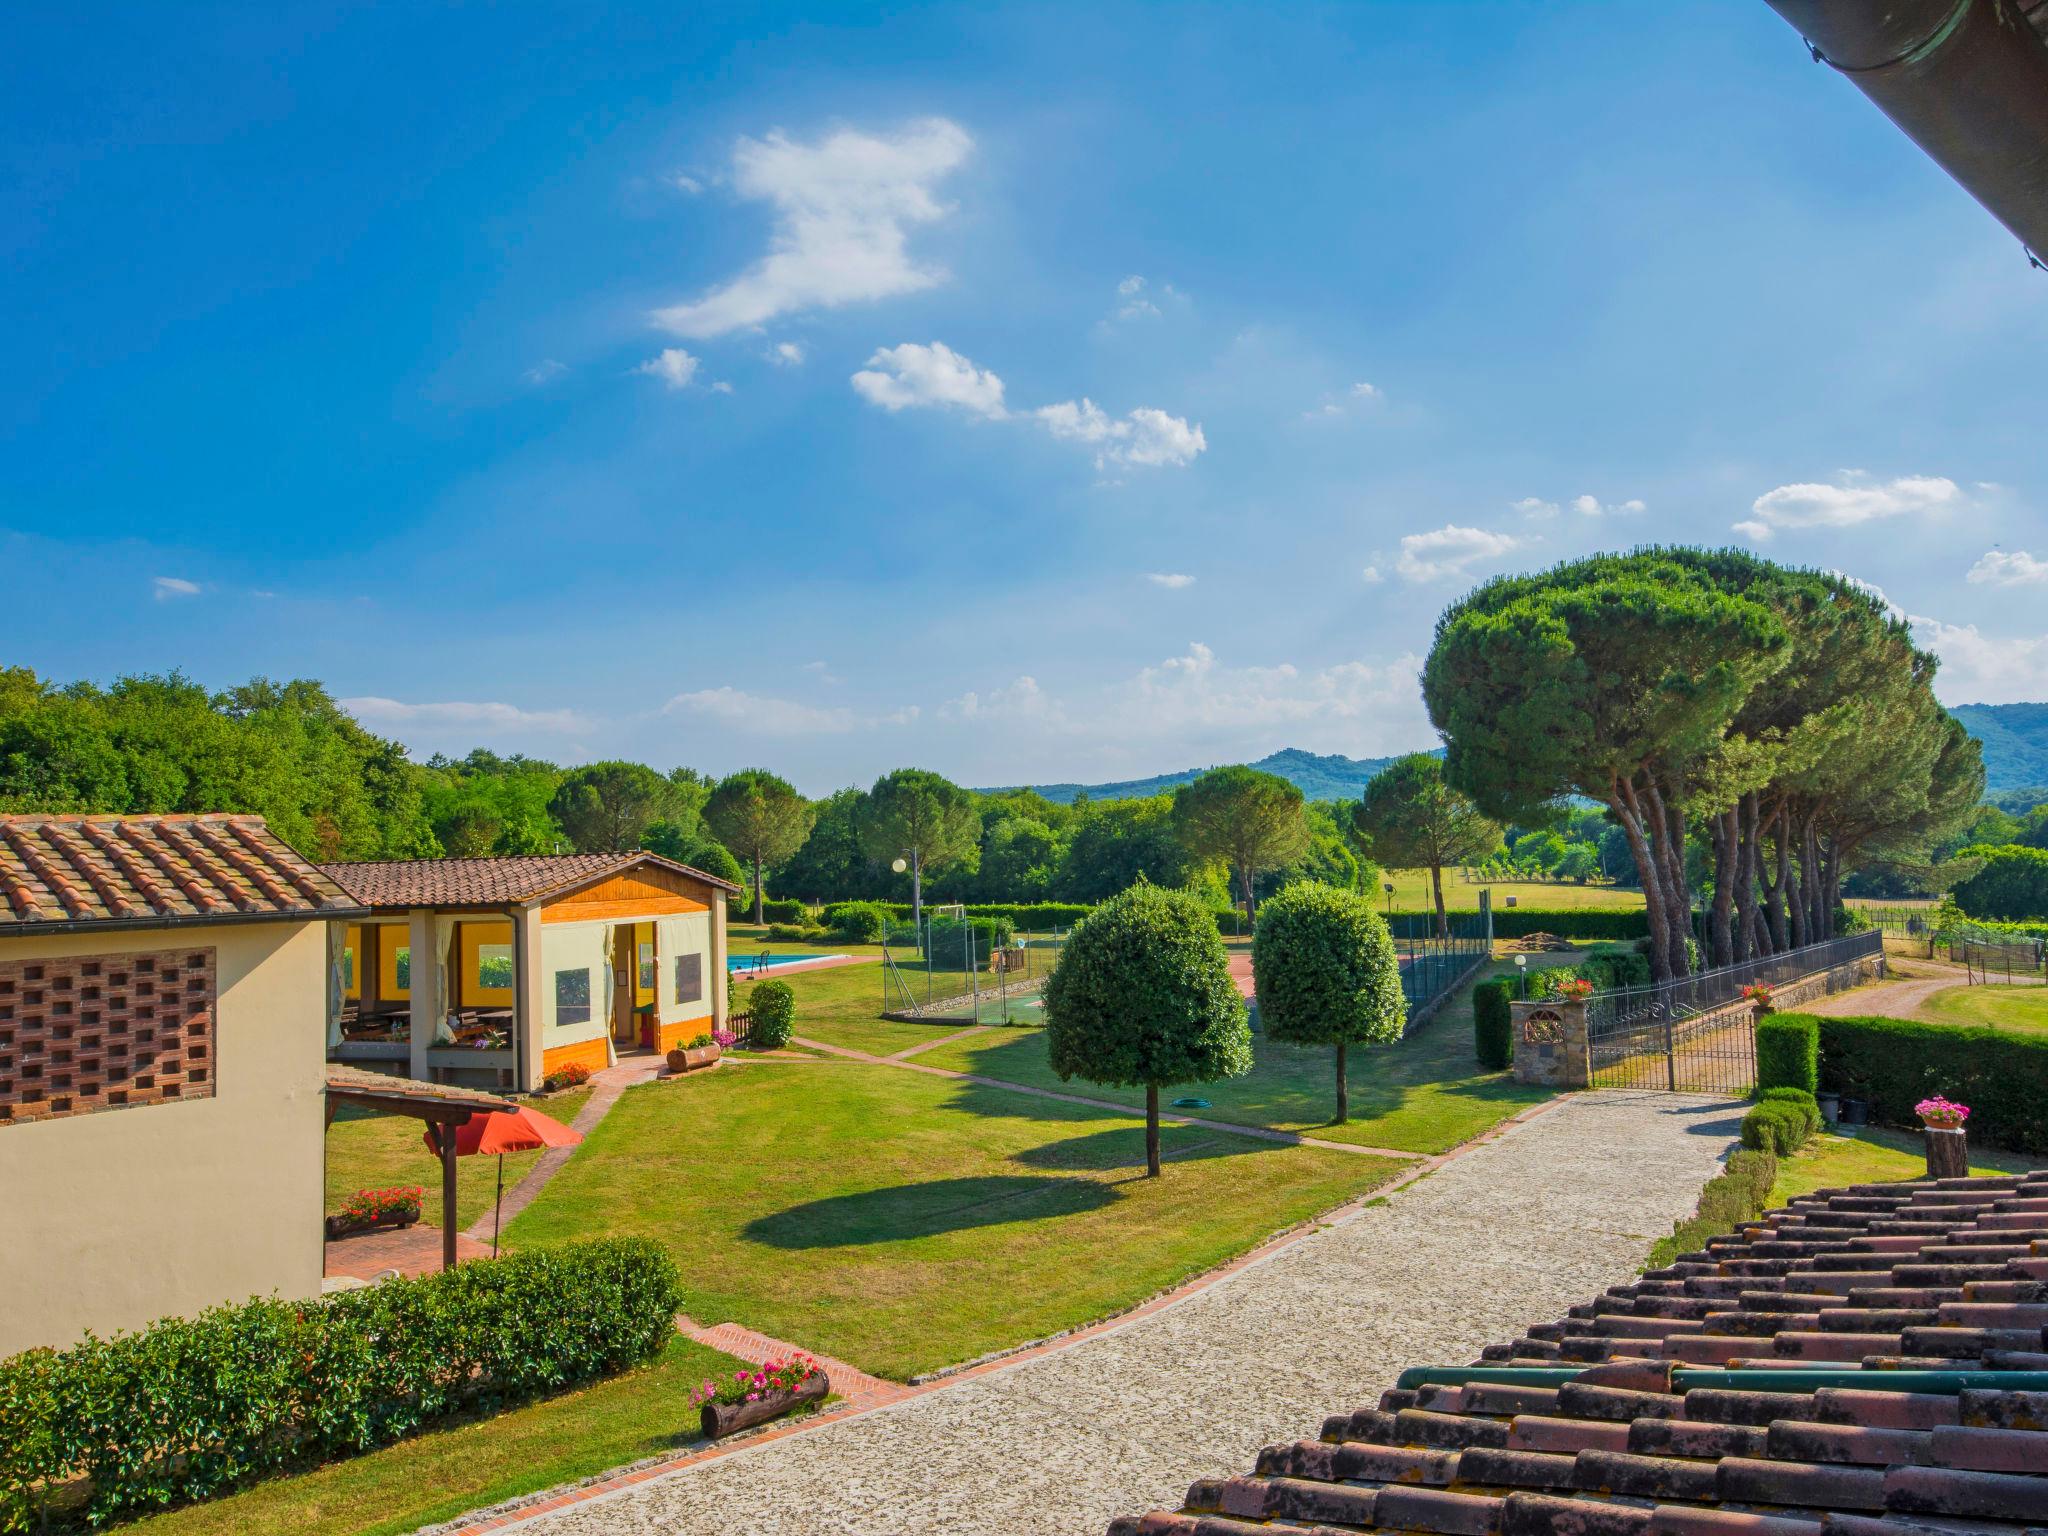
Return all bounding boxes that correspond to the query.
[538,861,713,925]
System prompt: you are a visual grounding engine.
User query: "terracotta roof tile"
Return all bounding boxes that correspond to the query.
[0,814,363,932]
[1110,1172,2048,1536]
[319,851,740,909]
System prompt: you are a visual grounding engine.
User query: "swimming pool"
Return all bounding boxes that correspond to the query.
[726,951,847,975]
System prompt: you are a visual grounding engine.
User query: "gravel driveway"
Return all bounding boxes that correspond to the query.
[499,1090,1739,1536]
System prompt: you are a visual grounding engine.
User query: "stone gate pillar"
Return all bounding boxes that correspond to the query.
[1512,998,1589,1089]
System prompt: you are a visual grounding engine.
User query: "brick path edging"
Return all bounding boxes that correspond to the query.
[436,1089,1580,1534]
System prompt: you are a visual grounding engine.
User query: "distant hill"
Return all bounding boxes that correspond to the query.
[982,747,1433,805]
[1949,703,2048,795]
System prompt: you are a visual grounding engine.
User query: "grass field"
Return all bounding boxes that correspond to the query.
[127,1334,745,1536]
[1770,1125,2045,1205]
[504,1062,1406,1380]
[1912,983,2048,1034]
[323,1085,593,1230]
[1380,869,1643,913]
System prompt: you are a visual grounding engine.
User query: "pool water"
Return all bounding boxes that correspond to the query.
[726,952,845,974]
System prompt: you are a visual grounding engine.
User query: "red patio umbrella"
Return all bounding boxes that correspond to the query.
[425,1105,583,1257]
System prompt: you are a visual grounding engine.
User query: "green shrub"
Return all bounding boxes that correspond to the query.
[758,898,810,925]
[1757,1086,1820,1142]
[1252,882,1406,1123]
[1806,1011,2048,1154]
[0,1239,681,1528]
[1739,1099,1810,1156]
[763,922,828,943]
[747,978,796,1049]
[1755,1014,1819,1095]
[1473,978,1514,1070]
[822,900,891,942]
[1646,1147,1778,1270]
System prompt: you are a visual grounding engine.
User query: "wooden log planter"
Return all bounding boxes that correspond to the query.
[1924,1125,1968,1180]
[323,1207,419,1240]
[665,1042,722,1074]
[700,1372,828,1438]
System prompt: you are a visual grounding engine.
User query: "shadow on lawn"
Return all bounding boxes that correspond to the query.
[1011,1123,1271,1171]
[743,1174,1119,1248]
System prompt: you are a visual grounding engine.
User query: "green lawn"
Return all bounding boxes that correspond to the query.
[504,1061,1406,1379]
[1771,1125,2045,1205]
[1380,868,1643,913]
[324,1086,593,1231]
[726,938,1003,1055]
[912,956,1567,1155]
[126,1334,744,1536]
[1911,983,2048,1034]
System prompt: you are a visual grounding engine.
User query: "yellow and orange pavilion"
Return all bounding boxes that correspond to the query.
[318,852,738,1092]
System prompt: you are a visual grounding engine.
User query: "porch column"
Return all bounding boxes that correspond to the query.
[514,904,545,1092]
[408,907,440,1081]
[711,899,730,1035]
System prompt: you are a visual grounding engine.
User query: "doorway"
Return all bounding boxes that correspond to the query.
[610,927,637,1046]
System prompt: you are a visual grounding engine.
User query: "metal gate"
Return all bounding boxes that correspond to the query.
[1582,931,1883,1095]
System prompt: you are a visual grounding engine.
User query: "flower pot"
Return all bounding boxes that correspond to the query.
[700,1373,828,1439]
[1817,1093,1840,1128]
[683,1043,721,1071]
[323,1209,419,1240]
[1922,1124,1968,1180]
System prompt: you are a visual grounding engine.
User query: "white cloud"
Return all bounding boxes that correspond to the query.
[1116,274,1144,295]
[853,345,1205,469]
[801,659,842,684]
[1909,617,2048,706]
[1119,642,1430,741]
[637,348,700,389]
[1512,497,1560,520]
[1361,565,1383,584]
[1966,549,2048,587]
[1351,381,1382,401]
[770,341,806,366]
[1733,519,1773,541]
[523,359,567,386]
[151,576,200,600]
[1395,525,1524,584]
[1572,493,1646,517]
[1146,572,1196,589]
[340,697,588,732]
[651,118,971,338]
[710,380,733,394]
[851,341,1007,417]
[1303,380,1385,421]
[1748,472,1960,531]
[670,173,705,195]
[663,686,916,735]
[941,676,1057,723]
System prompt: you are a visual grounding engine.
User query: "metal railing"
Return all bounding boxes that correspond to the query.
[1583,930,1882,1094]
[1385,907,1492,1016]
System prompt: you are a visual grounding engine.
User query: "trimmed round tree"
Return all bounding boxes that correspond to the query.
[1252,882,1407,1123]
[1043,883,1252,1176]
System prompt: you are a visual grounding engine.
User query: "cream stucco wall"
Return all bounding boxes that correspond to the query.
[0,920,327,1356]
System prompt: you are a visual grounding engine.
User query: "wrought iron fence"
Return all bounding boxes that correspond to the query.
[1583,930,1882,1094]
[1856,905,2046,974]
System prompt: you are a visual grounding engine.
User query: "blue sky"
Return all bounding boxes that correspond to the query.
[5,2,2045,795]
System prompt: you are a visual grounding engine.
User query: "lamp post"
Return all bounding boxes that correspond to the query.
[891,849,924,930]
[1515,953,1528,999]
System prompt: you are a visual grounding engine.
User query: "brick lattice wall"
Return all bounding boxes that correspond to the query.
[0,947,217,1125]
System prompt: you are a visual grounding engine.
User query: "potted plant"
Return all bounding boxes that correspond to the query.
[542,1060,592,1093]
[1917,1096,1970,1179]
[1740,982,1775,1017]
[1553,977,1594,1001]
[323,1185,423,1240]
[693,1354,828,1438]
[667,1032,722,1074]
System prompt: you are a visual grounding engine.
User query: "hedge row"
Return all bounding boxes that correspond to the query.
[1798,1011,2048,1154]
[1473,979,1513,1069]
[0,1238,683,1528]
[1741,1090,1818,1156]
[1646,1147,1779,1270]
[1755,1015,1819,1095]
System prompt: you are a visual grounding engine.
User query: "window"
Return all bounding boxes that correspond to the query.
[477,944,514,990]
[555,967,591,1026]
[393,946,411,992]
[340,949,355,991]
[674,952,703,1006]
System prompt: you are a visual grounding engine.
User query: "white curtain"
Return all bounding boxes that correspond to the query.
[326,922,347,1049]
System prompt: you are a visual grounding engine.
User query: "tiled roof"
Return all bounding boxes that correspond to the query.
[320,851,740,909]
[1114,1172,2048,1536]
[0,814,364,933]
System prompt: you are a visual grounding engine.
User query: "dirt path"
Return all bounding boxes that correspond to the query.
[1799,957,2039,1019]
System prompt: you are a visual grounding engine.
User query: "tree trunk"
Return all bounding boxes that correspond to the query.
[1430,863,1448,941]
[911,856,923,931]
[1145,1083,1161,1176]
[1239,862,1257,924]
[1610,781,1679,984]
[1643,778,1693,978]
[1335,1041,1349,1124]
[1801,816,1825,946]
[1708,810,1736,970]
[752,856,765,926]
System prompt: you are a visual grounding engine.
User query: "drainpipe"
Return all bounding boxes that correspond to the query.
[1762,0,2048,259]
